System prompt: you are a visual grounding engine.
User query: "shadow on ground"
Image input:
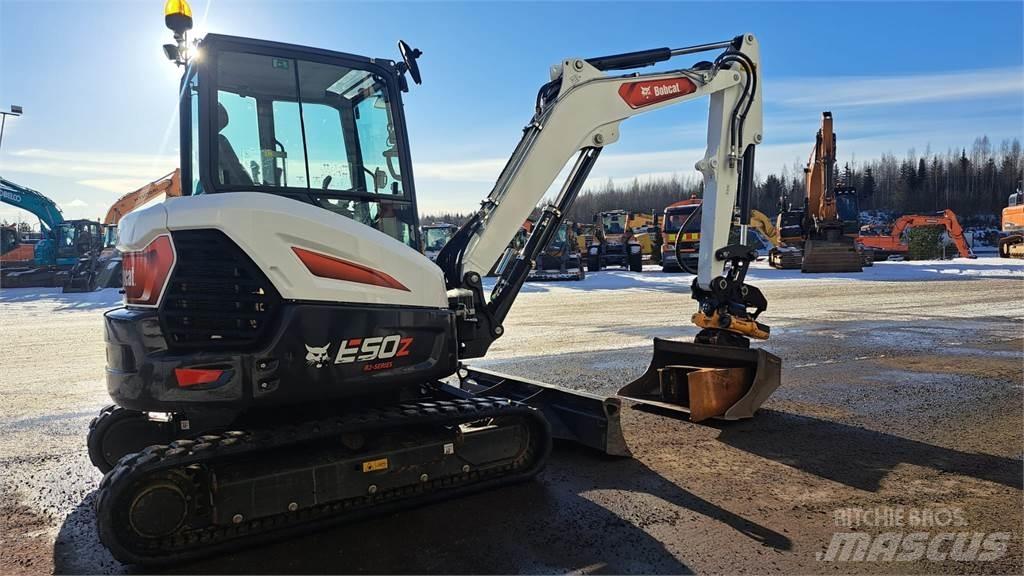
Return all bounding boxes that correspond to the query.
[706,409,1023,492]
[53,443,791,575]
[51,407,1022,574]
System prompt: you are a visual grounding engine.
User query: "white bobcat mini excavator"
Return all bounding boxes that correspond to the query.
[88,0,778,564]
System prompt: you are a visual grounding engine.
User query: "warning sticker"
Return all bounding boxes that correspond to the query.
[361,458,388,472]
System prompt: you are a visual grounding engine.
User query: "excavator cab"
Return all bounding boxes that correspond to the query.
[661,201,701,272]
[835,186,860,236]
[589,210,643,272]
[1,225,19,255]
[56,220,102,262]
[776,210,804,243]
[179,35,421,248]
[421,223,457,261]
[102,225,118,249]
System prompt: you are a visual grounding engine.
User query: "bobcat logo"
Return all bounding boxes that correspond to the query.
[640,85,651,98]
[305,344,330,368]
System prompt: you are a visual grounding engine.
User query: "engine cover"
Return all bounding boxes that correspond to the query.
[118,191,448,309]
[104,302,458,414]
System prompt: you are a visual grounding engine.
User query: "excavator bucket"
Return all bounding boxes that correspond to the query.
[617,338,781,422]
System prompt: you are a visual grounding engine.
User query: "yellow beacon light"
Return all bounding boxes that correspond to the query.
[164,0,193,37]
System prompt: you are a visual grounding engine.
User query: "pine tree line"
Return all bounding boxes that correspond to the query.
[763,136,1022,219]
[566,173,704,222]
[422,137,1023,225]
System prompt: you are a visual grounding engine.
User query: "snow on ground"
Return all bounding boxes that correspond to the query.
[0,286,123,310]
[747,256,1024,282]
[0,257,1018,307]
[491,255,1024,294]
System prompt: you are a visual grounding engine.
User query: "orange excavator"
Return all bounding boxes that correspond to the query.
[1,225,34,264]
[999,183,1024,258]
[770,112,866,272]
[62,170,181,292]
[857,209,976,260]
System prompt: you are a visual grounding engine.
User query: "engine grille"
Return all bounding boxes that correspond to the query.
[161,230,281,351]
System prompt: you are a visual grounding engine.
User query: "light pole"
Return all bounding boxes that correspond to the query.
[0,105,23,151]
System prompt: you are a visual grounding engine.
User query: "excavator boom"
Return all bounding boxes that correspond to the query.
[104,169,181,225]
[438,34,767,357]
[806,112,836,223]
[749,209,781,246]
[0,176,65,234]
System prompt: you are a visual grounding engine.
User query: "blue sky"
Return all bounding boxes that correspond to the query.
[1,0,1021,224]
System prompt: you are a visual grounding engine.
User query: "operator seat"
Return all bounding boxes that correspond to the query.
[217,103,253,186]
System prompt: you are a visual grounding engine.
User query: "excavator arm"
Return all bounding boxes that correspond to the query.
[941,209,977,258]
[865,210,976,259]
[805,111,837,224]
[103,169,181,225]
[438,35,765,358]
[749,209,782,246]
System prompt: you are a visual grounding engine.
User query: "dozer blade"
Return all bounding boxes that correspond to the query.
[447,366,630,457]
[61,275,95,293]
[93,257,123,289]
[617,338,781,422]
[527,269,584,281]
[800,239,863,273]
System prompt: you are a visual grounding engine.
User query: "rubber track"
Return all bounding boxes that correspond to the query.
[87,405,119,471]
[95,396,551,565]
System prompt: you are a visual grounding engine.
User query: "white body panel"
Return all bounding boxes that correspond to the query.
[117,192,447,308]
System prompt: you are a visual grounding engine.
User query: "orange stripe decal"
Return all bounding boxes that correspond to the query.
[292,247,410,292]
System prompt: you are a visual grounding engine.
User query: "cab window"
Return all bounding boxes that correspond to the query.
[209,50,416,247]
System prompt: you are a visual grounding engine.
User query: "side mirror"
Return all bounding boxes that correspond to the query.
[398,40,422,85]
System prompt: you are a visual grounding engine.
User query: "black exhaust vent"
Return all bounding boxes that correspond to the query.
[161,229,281,351]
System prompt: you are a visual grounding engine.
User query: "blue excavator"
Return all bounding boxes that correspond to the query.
[0,176,102,288]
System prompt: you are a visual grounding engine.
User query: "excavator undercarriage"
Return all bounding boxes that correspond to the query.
[94,392,549,564]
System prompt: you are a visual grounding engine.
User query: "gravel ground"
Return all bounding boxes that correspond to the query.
[0,263,1021,574]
